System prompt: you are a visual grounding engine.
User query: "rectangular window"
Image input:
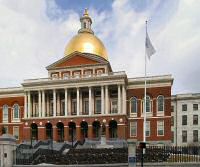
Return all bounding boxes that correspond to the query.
[111,99,118,114]
[130,121,137,137]
[193,115,198,125]
[171,116,174,126]
[182,115,187,125]
[4,126,8,134]
[83,99,89,115]
[193,130,198,142]
[74,71,81,78]
[60,101,65,116]
[193,104,198,111]
[13,126,19,140]
[50,100,53,116]
[182,130,187,143]
[71,99,77,115]
[146,121,150,137]
[95,98,101,114]
[171,131,174,143]
[171,106,174,112]
[182,104,187,111]
[157,120,164,136]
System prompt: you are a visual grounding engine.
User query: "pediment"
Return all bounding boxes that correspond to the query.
[46,52,108,70]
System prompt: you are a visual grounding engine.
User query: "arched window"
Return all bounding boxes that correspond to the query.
[143,96,151,113]
[13,104,20,119]
[157,95,164,112]
[3,105,8,122]
[130,97,137,113]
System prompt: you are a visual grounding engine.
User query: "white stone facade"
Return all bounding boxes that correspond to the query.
[171,93,200,146]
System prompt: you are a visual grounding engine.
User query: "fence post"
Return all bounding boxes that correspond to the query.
[127,139,137,167]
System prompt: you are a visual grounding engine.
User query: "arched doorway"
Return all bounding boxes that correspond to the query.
[31,123,38,140]
[68,122,76,143]
[45,123,53,140]
[80,121,88,138]
[92,121,100,139]
[56,122,64,142]
[109,120,118,139]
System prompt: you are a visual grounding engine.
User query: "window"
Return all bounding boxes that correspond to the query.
[130,97,137,113]
[52,73,58,80]
[146,121,150,137]
[83,99,89,115]
[143,96,151,113]
[171,131,174,143]
[13,104,20,120]
[50,100,53,116]
[95,98,101,114]
[71,99,77,115]
[193,104,198,111]
[83,22,87,28]
[193,115,198,125]
[111,99,118,114]
[60,100,65,116]
[96,69,103,75]
[130,121,137,137]
[13,126,19,140]
[2,126,8,134]
[63,73,70,79]
[193,130,198,142]
[182,130,187,143]
[171,116,174,126]
[182,115,187,125]
[171,106,174,112]
[157,120,164,136]
[3,105,8,122]
[157,95,164,112]
[182,104,187,111]
[84,70,92,77]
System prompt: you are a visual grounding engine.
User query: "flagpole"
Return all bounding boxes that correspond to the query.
[143,21,147,143]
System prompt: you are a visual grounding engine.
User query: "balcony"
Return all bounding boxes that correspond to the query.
[23,71,126,84]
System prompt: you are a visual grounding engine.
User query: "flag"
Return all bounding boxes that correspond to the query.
[145,32,156,59]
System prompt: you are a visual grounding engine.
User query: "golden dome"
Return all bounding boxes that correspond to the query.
[64,9,108,60]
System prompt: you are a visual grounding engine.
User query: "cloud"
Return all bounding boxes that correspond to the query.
[0,0,199,95]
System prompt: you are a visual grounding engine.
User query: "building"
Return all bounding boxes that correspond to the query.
[171,93,200,146]
[0,9,173,145]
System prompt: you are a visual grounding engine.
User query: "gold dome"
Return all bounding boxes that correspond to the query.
[64,9,108,60]
[64,33,108,60]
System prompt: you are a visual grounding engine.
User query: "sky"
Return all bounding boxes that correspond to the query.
[0,0,199,95]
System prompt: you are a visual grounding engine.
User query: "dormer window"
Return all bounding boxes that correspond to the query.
[96,69,103,76]
[63,73,70,79]
[52,73,58,80]
[74,71,81,78]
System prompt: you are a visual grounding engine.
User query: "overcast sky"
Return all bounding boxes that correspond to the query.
[0,0,199,95]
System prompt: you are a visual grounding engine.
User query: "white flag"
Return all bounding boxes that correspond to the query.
[145,32,156,59]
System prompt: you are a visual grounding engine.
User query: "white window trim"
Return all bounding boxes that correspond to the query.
[141,96,153,117]
[130,121,137,137]
[146,121,151,137]
[157,120,164,136]
[13,126,19,140]
[3,104,9,123]
[130,97,137,117]
[110,98,118,114]
[156,95,165,116]
[12,104,20,122]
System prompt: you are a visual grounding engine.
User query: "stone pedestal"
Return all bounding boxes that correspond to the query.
[0,134,17,167]
[127,139,137,167]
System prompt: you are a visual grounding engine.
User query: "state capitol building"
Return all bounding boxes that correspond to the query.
[0,10,173,145]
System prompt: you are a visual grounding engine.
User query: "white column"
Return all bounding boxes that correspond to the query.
[46,93,50,117]
[101,86,104,114]
[118,85,121,114]
[38,90,42,117]
[65,88,68,116]
[42,90,45,117]
[53,89,56,117]
[77,88,80,116]
[24,92,27,118]
[122,84,126,114]
[57,93,60,116]
[80,90,82,115]
[28,91,31,118]
[105,85,109,114]
[32,94,35,116]
[89,87,92,115]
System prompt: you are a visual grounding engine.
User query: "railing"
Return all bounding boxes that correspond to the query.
[137,145,200,163]
[23,71,126,83]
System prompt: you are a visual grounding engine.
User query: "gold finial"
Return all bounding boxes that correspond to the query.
[83,8,89,16]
